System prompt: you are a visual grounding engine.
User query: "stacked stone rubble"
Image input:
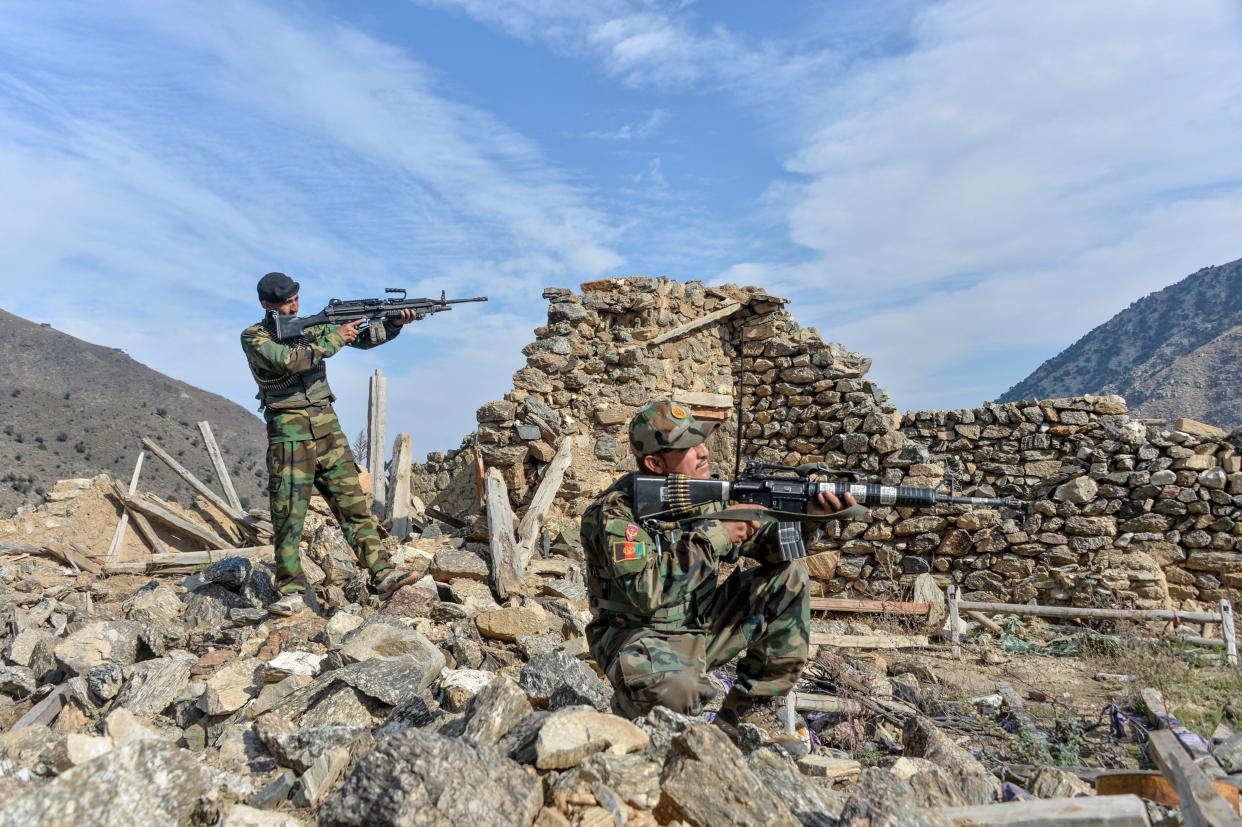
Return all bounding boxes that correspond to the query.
[409,277,1242,612]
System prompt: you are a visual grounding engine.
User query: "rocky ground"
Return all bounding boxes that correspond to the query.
[2,479,1242,826]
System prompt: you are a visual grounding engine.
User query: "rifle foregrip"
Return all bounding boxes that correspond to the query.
[812,482,1017,509]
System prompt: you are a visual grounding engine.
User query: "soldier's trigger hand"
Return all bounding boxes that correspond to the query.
[720,503,765,543]
[338,319,363,343]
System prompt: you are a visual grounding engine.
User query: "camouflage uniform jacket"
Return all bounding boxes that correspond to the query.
[581,472,815,668]
[240,317,401,442]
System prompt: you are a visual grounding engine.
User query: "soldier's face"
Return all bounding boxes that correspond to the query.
[261,295,299,314]
[643,442,710,479]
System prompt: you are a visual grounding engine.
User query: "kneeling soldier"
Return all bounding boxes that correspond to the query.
[580,399,859,744]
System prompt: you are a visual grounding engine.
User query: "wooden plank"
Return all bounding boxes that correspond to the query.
[957,599,1221,625]
[197,421,243,513]
[1221,600,1238,667]
[42,542,102,576]
[516,437,574,568]
[485,468,522,599]
[790,691,864,715]
[107,450,145,558]
[367,369,387,518]
[642,301,743,346]
[128,509,167,555]
[1147,728,1242,826]
[426,507,468,530]
[809,633,930,649]
[141,437,247,522]
[1097,772,1241,811]
[967,609,1004,634]
[103,545,274,575]
[810,597,933,617]
[9,684,67,733]
[384,433,414,540]
[941,795,1149,826]
[948,583,961,655]
[120,491,234,551]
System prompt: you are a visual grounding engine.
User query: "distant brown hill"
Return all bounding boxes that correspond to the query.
[998,258,1242,429]
[0,308,267,516]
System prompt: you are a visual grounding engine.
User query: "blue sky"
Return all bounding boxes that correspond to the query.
[2,0,1241,460]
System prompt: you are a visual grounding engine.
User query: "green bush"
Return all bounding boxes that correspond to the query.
[55,432,68,442]
[74,441,87,454]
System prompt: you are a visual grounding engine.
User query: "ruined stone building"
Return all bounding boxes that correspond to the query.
[411,277,1242,615]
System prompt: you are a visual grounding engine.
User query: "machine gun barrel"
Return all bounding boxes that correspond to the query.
[270,290,487,340]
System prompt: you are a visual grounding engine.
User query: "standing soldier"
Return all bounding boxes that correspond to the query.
[241,272,417,616]
[580,399,861,749]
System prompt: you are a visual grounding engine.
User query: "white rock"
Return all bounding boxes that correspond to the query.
[263,652,326,682]
[199,658,262,715]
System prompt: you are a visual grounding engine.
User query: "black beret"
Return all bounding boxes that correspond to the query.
[257,272,299,303]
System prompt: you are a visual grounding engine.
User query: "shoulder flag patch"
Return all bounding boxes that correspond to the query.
[612,541,647,564]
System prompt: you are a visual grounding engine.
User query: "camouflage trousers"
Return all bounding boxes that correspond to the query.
[600,561,810,719]
[266,423,391,595]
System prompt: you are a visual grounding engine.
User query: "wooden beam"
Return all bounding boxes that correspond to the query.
[809,632,930,649]
[1147,728,1242,827]
[1221,600,1238,667]
[9,684,67,733]
[485,467,522,599]
[197,421,243,513]
[810,597,933,617]
[967,609,1004,634]
[384,433,414,540]
[941,795,1150,826]
[104,545,274,574]
[948,583,961,655]
[107,450,145,558]
[41,543,102,576]
[367,369,388,517]
[790,691,864,715]
[957,599,1222,625]
[141,437,247,522]
[118,490,233,551]
[516,437,574,568]
[641,301,743,347]
[128,509,167,556]
[1096,772,1241,811]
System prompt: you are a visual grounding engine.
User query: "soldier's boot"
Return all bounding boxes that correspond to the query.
[715,688,810,757]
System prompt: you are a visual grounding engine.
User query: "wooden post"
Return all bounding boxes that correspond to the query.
[516,437,574,568]
[947,583,961,655]
[485,468,522,599]
[106,450,145,558]
[117,490,233,550]
[1147,728,1242,827]
[385,433,413,541]
[1221,600,1238,668]
[956,598,1222,625]
[197,421,243,513]
[367,369,387,518]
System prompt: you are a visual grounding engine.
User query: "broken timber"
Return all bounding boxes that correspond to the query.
[635,300,743,347]
[1147,728,1242,827]
[956,598,1225,625]
[485,467,522,599]
[197,421,243,513]
[367,369,387,517]
[809,632,930,649]
[516,436,573,568]
[141,437,248,524]
[106,449,145,558]
[940,794,1150,826]
[103,545,274,574]
[9,684,68,733]
[114,488,233,551]
[384,433,414,540]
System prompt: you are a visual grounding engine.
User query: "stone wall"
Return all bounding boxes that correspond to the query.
[410,277,1242,612]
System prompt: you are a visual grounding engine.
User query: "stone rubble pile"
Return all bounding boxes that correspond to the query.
[410,276,1242,614]
[0,512,1096,827]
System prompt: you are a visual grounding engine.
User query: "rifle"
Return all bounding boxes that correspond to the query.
[270,289,487,341]
[632,461,1022,561]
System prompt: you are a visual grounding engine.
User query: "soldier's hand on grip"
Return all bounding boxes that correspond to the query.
[720,502,766,543]
[338,319,364,343]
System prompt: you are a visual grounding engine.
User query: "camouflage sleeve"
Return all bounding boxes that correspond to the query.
[589,503,734,615]
[243,325,346,375]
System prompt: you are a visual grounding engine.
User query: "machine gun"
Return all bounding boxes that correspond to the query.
[632,461,1022,560]
[270,289,487,341]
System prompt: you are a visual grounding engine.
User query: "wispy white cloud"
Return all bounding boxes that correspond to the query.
[582,108,668,141]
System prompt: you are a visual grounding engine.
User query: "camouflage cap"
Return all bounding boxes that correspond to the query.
[628,399,719,458]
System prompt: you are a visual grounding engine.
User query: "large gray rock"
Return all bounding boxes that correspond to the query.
[0,666,36,698]
[902,716,1000,806]
[122,582,183,626]
[262,725,373,774]
[86,662,124,701]
[184,584,250,629]
[300,684,384,729]
[334,654,443,705]
[318,730,542,827]
[746,746,845,827]
[518,651,611,711]
[338,619,443,667]
[838,768,956,827]
[53,621,143,676]
[655,724,801,827]
[575,752,663,811]
[461,676,532,745]
[535,707,649,769]
[199,657,262,715]
[0,739,224,827]
[115,657,192,717]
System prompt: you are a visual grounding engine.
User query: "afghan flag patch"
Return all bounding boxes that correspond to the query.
[612,541,647,563]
